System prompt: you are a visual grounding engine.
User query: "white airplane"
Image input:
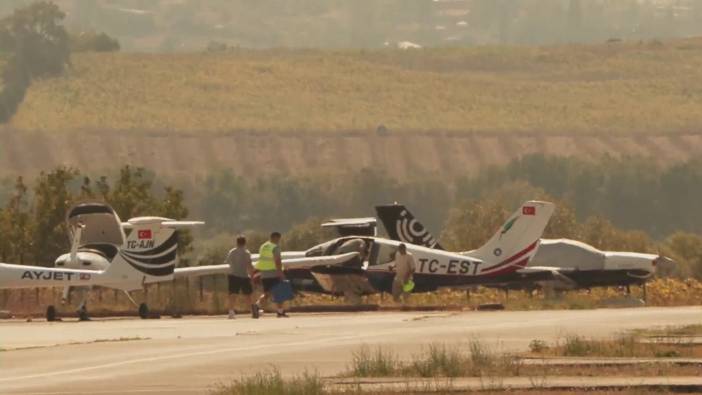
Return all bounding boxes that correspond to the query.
[0,202,361,320]
[375,203,674,292]
[0,202,204,320]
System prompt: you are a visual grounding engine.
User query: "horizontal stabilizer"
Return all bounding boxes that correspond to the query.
[122,218,205,229]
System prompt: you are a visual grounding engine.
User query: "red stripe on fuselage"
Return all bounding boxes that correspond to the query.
[480,240,539,273]
[483,257,530,277]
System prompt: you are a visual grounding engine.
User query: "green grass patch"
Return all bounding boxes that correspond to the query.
[348,340,521,378]
[212,369,325,395]
[349,346,398,377]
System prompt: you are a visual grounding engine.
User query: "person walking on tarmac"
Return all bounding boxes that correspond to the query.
[391,243,416,304]
[254,232,289,318]
[226,235,255,319]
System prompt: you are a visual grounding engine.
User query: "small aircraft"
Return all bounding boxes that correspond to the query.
[174,201,555,302]
[291,201,555,300]
[375,203,673,292]
[0,202,204,321]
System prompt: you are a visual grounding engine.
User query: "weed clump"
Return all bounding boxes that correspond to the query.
[350,346,398,377]
[213,369,324,395]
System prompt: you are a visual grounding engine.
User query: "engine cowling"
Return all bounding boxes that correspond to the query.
[54,251,110,271]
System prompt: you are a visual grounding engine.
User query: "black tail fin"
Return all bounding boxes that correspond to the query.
[375,204,443,250]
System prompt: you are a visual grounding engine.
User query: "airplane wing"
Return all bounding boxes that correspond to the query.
[516,266,579,289]
[174,252,360,279]
[517,266,574,274]
[122,220,205,229]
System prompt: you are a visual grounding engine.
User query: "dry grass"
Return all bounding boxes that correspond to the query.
[347,339,701,379]
[11,38,702,134]
[1,277,701,318]
[635,324,702,337]
[528,333,702,359]
[347,341,522,378]
[212,369,326,395]
[211,339,702,394]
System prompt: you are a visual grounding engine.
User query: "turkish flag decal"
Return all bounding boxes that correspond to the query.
[522,206,536,216]
[138,229,152,240]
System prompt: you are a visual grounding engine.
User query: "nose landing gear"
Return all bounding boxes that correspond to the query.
[46,305,57,322]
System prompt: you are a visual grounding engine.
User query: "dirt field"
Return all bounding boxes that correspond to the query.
[1,129,700,180]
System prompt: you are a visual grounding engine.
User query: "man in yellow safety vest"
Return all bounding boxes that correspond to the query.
[254,232,289,318]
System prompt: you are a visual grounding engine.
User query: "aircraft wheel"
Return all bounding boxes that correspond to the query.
[46,305,57,322]
[138,303,149,319]
[343,290,362,305]
[78,306,90,321]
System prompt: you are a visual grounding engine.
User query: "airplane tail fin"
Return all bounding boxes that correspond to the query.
[375,204,443,249]
[468,201,554,273]
[103,217,203,290]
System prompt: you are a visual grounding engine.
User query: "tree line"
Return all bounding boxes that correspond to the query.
[1,155,701,279]
[186,155,702,279]
[190,155,702,239]
[0,166,189,266]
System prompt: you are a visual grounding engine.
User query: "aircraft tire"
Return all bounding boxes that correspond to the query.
[46,305,57,322]
[138,303,149,319]
[343,290,362,305]
[78,306,90,321]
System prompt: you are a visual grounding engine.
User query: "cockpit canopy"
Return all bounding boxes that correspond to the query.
[67,202,125,254]
[532,239,606,271]
[305,236,409,269]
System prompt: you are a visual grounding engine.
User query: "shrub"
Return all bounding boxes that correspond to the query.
[70,31,120,52]
[212,369,325,395]
[562,335,597,356]
[411,343,464,377]
[528,339,548,353]
[349,345,398,377]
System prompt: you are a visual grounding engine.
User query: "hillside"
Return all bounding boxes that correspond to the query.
[0,129,700,181]
[10,38,702,134]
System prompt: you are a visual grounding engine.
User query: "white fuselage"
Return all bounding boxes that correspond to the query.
[54,251,111,272]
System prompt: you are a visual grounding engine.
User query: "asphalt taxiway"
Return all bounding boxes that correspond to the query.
[1,306,700,394]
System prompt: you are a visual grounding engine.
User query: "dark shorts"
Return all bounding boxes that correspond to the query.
[261,277,281,293]
[228,275,252,295]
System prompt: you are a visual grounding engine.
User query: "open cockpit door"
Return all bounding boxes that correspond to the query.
[66,202,125,260]
[321,218,377,237]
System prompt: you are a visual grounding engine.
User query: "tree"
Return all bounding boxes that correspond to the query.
[0,177,31,263]
[441,199,508,252]
[664,232,702,280]
[107,166,157,219]
[0,1,70,122]
[284,217,335,251]
[160,186,193,257]
[32,167,77,264]
[0,1,70,78]
[70,30,120,52]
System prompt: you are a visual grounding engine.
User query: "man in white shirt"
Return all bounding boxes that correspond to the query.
[391,243,416,303]
[226,236,255,319]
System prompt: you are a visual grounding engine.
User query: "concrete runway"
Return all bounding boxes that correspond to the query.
[1,306,700,394]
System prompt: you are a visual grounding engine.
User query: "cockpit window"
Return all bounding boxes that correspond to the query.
[305,238,370,259]
[369,242,397,267]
